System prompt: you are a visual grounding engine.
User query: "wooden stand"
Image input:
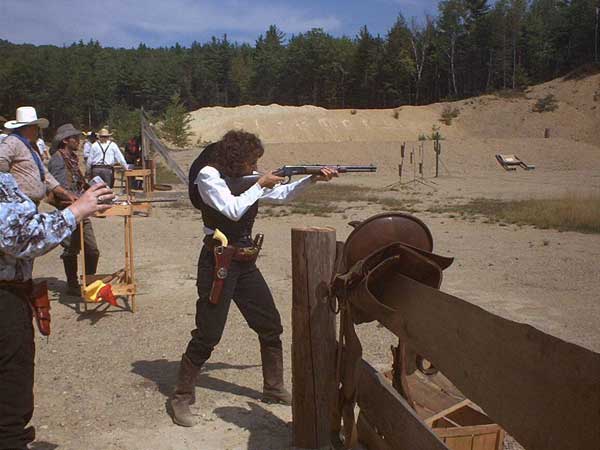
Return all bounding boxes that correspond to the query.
[291,227,337,450]
[79,202,150,313]
[125,168,154,199]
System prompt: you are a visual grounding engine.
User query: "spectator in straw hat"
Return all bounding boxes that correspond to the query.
[0,106,77,205]
[48,124,101,295]
[86,127,128,188]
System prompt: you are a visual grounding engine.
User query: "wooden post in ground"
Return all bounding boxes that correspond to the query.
[434,139,441,178]
[291,227,337,450]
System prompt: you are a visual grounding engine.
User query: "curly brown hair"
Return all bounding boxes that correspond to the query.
[214,130,265,177]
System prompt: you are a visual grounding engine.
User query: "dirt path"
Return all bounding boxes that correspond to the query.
[29,138,600,449]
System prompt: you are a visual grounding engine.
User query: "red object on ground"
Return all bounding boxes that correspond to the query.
[97,285,118,307]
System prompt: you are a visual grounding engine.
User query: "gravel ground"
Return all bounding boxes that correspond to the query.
[27,144,600,450]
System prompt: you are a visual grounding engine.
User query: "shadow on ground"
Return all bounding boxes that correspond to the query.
[214,401,291,450]
[131,359,261,399]
[30,441,58,450]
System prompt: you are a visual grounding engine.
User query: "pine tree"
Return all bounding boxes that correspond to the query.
[160,93,192,147]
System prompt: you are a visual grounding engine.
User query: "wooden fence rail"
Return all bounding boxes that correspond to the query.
[291,226,600,450]
[140,109,189,184]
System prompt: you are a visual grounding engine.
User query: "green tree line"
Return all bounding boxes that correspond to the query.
[0,0,598,132]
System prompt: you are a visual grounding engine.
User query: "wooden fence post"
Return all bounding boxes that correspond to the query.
[291,227,337,450]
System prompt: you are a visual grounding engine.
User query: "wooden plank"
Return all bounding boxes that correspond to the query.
[409,374,465,420]
[97,204,133,217]
[348,271,600,450]
[357,359,450,450]
[445,436,472,450]
[141,116,188,184]
[94,202,151,217]
[433,424,500,438]
[111,283,135,296]
[125,169,152,177]
[425,399,472,426]
[356,412,392,450]
[472,431,501,450]
[291,227,337,450]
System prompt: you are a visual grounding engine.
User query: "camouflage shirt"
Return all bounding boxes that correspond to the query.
[0,172,77,281]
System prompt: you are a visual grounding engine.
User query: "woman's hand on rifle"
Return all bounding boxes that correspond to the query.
[311,167,339,182]
[258,171,286,189]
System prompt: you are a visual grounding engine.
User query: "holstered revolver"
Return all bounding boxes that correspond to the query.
[209,229,235,305]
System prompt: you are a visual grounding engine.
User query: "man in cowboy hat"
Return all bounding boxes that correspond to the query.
[48,124,101,295]
[86,127,128,188]
[0,106,77,205]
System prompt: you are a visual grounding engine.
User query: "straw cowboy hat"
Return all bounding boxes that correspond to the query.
[51,123,82,151]
[4,106,49,129]
[97,128,113,137]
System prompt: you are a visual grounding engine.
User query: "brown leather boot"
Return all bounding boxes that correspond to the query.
[260,344,292,405]
[62,256,80,296]
[169,354,202,427]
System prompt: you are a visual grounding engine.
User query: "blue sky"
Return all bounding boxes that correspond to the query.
[0,0,439,48]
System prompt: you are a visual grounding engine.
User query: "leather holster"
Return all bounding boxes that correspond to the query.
[208,237,263,305]
[0,280,51,336]
[209,245,236,305]
[30,281,51,336]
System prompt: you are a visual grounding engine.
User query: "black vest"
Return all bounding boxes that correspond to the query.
[189,143,258,246]
[200,196,258,246]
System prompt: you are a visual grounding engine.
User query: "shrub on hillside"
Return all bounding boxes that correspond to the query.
[533,94,559,113]
[440,105,460,125]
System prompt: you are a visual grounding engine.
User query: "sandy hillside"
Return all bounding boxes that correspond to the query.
[188,73,600,147]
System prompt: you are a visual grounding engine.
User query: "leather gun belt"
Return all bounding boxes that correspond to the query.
[204,235,263,305]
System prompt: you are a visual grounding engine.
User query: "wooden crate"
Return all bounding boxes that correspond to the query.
[425,400,505,450]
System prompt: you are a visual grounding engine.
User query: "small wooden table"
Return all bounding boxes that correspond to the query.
[79,202,151,312]
[125,168,154,199]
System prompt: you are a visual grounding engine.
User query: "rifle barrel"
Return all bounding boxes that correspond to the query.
[337,165,377,172]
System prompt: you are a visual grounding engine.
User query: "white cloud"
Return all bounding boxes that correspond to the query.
[0,0,342,47]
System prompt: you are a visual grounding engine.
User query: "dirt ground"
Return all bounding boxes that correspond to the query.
[29,139,600,450]
[28,74,600,450]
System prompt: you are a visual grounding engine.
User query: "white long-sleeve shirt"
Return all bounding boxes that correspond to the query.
[83,141,92,159]
[196,165,314,235]
[86,140,128,170]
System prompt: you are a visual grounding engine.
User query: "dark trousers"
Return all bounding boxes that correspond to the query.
[185,246,283,367]
[90,166,114,188]
[0,289,35,450]
[60,218,99,259]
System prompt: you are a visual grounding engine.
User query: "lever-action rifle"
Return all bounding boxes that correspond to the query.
[225,164,377,194]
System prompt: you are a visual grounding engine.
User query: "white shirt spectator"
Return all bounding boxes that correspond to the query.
[36,138,48,159]
[195,165,314,235]
[86,140,128,171]
[83,140,92,160]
